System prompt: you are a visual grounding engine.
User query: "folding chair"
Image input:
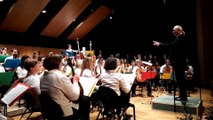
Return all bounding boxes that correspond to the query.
[96,86,136,120]
[19,90,40,120]
[39,92,75,120]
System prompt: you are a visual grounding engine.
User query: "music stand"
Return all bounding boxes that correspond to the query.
[3,59,21,69]
[170,70,177,112]
[157,73,171,97]
[141,71,157,80]
[141,71,157,104]
[65,51,74,58]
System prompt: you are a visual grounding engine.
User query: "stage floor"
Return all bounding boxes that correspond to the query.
[152,94,202,116]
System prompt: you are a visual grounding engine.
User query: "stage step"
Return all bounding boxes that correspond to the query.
[152,94,202,116]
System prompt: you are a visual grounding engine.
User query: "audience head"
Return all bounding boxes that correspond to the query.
[1,47,8,55]
[10,48,19,59]
[165,59,170,65]
[81,57,94,70]
[24,59,39,75]
[43,54,62,71]
[67,44,72,49]
[20,55,30,68]
[104,56,117,71]
[82,47,86,51]
[32,51,40,60]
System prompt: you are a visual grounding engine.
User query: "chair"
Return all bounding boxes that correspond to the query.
[19,90,41,120]
[39,93,64,120]
[156,79,168,97]
[96,86,136,120]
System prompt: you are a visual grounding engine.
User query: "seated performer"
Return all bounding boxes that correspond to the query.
[131,60,153,97]
[99,56,131,109]
[160,59,176,95]
[185,59,196,92]
[40,54,90,120]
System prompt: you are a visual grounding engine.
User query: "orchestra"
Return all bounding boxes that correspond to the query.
[0,42,197,120]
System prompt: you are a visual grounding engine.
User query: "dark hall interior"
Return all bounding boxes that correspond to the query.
[0,0,213,86]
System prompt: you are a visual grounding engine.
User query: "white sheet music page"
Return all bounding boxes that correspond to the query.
[122,73,136,89]
[1,83,30,106]
[122,73,136,84]
[79,77,98,97]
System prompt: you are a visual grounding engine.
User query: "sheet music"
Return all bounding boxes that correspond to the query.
[122,73,136,90]
[3,59,21,68]
[79,77,98,97]
[160,73,171,79]
[1,83,29,106]
[122,73,136,84]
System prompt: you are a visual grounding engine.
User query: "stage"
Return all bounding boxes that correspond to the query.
[152,94,202,116]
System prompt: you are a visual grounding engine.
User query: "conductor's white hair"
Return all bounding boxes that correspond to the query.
[174,25,183,31]
[174,25,185,35]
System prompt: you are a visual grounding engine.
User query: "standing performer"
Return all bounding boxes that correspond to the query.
[153,25,190,101]
[66,44,78,58]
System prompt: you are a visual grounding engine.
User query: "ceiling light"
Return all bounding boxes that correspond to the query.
[42,10,46,14]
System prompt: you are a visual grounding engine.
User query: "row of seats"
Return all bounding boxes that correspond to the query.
[20,86,136,120]
[0,71,136,120]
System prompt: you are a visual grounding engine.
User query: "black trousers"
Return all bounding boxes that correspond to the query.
[174,63,187,101]
[131,79,152,96]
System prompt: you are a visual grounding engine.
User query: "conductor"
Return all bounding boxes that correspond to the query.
[153,25,189,101]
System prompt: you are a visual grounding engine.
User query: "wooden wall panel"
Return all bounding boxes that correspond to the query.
[41,0,91,37]
[0,0,50,32]
[67,6,112,40]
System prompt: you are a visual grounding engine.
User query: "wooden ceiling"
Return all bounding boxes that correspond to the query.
[0,0,112,41]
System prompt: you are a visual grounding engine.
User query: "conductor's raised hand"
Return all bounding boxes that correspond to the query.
[153,40,161,46]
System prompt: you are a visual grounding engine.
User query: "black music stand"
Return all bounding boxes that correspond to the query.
[141,71,157,104]
[170,70,177,113]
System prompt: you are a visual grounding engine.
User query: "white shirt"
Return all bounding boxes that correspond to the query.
[99,71,131,96]
[81,69,94,77]
[0,65,5,72]
[16,66,28,79]
[23,74,41,95]
[40,70,80,116]
[160,64,172,73]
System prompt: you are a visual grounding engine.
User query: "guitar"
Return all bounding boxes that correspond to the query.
[136,67,145,82]
[136,65,157,82]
